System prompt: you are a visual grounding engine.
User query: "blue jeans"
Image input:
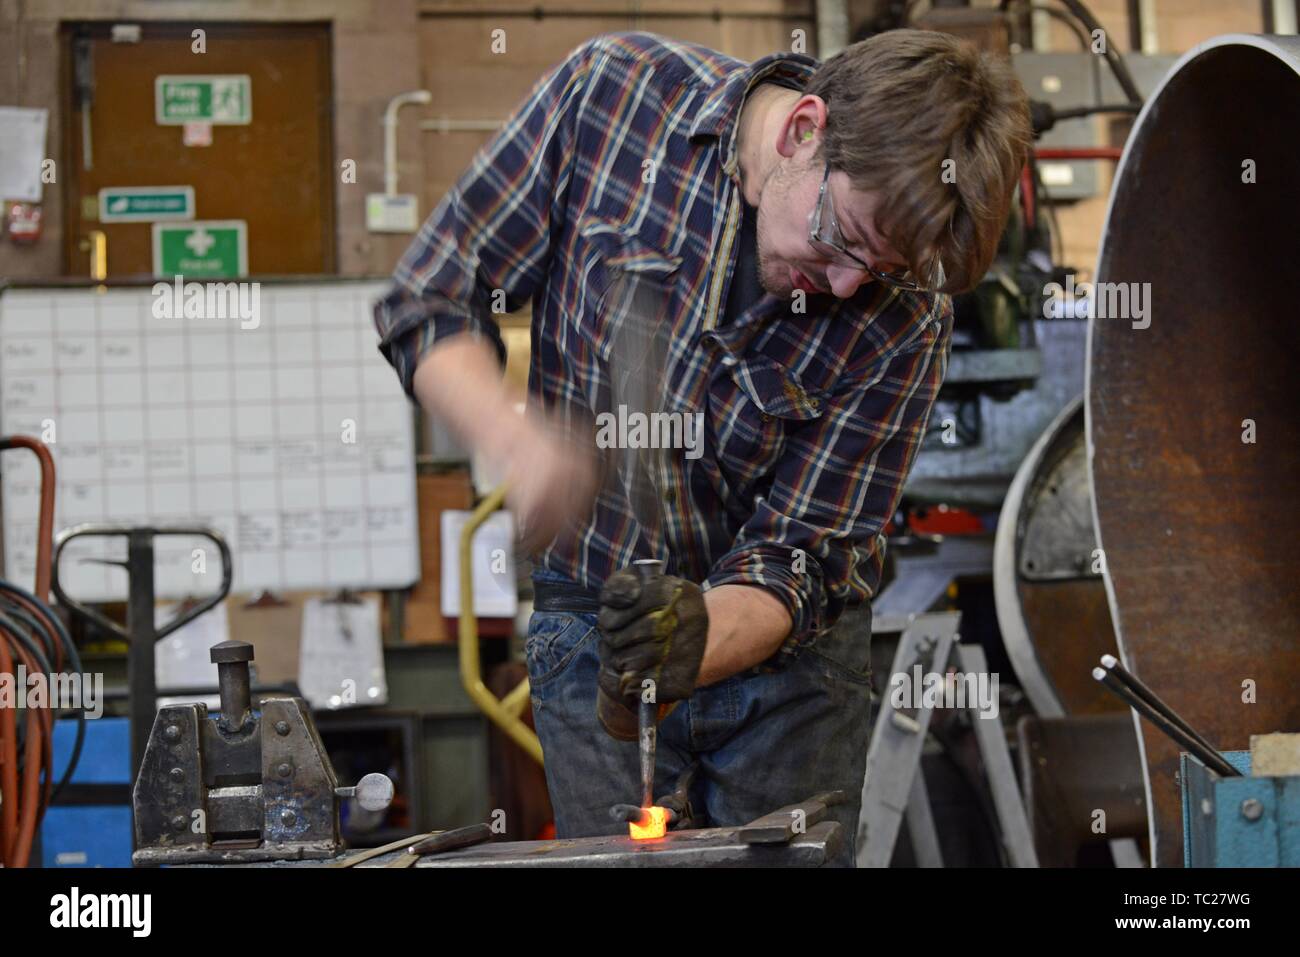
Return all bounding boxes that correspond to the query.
[524,569,873,867]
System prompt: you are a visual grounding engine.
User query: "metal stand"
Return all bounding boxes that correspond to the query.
[51,525,232,784]
[872,536,993,634]
[857,612,1038,867]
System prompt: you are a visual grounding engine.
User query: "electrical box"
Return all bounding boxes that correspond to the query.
[1013,52,1102,201]
[367,193,420,233]
[1099,53,1178,103]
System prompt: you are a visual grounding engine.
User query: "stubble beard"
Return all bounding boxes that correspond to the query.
[754,162,797,299]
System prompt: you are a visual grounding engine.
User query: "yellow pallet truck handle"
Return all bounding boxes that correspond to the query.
[458,482,544,765]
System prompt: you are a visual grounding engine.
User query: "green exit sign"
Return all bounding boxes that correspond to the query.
[152,221,248,278]
[155,75,252,125]
[98,186,195,223]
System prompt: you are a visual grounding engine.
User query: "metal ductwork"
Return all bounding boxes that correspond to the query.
[1087,35,1300,868]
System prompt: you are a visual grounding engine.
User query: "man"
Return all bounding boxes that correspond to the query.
[375,29,1030,865]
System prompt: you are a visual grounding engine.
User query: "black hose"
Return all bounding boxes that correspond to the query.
[1001,0,1145,105]
[0,579,87,803]
[1057,0,1144,104]
[1052,103,1141,120]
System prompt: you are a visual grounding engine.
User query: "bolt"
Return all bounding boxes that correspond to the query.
[281,809,297,826]
[277,762,292,778]
[1200,797,1212,816]
[172,815,187,832]
[164,724,181,743]
[170,767,184,782]
[275,720,290,736]
[1240,798,1264,821]
[209,639,254,664]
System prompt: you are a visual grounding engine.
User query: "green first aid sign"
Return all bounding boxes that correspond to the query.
[155,75,252,125]
[152,221,248,278]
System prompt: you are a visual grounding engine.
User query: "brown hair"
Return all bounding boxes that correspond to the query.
[804,29,1032,294]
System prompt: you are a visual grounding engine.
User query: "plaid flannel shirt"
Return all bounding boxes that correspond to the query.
[374,32,952,661]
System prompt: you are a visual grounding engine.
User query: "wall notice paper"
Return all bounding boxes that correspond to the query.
[298,595,387,711]
[0,107,49,202]
[440,510,517,617]
[154,601,231,711]
[0,281,420,601]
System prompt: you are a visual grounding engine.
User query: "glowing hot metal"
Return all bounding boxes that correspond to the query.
[629,806,669,840]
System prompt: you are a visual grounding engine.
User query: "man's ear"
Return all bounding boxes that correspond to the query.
[777,93,829,159]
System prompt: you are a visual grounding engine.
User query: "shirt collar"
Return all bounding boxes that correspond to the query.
[689,50,820,176]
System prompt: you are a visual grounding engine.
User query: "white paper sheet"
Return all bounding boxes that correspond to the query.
[298,595,387,710]
[440,509,517,617]
[0,107,49,202]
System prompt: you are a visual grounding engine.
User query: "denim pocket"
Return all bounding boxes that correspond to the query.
[524,611,598,688]
[802,610,873,685]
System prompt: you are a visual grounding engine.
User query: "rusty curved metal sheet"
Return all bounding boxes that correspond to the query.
[1087,35,1300,868]
[995,398,1123,718]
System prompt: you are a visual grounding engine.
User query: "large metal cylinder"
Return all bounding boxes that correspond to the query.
[1087,35,1300,867]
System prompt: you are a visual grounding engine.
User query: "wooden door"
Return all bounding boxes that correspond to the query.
[61,21,335,277]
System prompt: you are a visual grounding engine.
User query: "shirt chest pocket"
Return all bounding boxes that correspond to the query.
[574,218,684,365]
[709,354,828,488]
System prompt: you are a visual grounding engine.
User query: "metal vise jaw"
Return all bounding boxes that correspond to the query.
[132,640,393,865]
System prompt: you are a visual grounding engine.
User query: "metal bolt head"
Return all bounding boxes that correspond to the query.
[277,762,292,779]
[1240,798,1264,821]
[164,724,181,742]
[274,720,290,736]
[280,809,297,826]
[172,815,187,832]
[170,767,185,782]
[210,639,254,665]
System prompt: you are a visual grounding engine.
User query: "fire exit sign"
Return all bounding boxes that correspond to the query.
[152,220,248,278]
[155,75,252,125]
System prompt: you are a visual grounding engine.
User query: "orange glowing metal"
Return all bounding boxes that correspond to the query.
[628,806,668,840]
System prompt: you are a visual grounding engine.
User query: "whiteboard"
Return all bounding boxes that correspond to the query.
[0,281,420,601]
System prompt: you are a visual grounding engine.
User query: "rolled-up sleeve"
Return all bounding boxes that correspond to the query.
[373,41,592,397]
[705,305,951,661]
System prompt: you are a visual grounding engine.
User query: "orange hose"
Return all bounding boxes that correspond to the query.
[0,435,60,866]
[0,628,58,867]
[0,639,18,866]
[12,640,44,868]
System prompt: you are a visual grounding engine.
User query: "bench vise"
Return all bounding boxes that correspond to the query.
[133,639,392,865]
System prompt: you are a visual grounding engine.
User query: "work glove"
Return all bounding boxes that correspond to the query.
[595,561,708,741]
